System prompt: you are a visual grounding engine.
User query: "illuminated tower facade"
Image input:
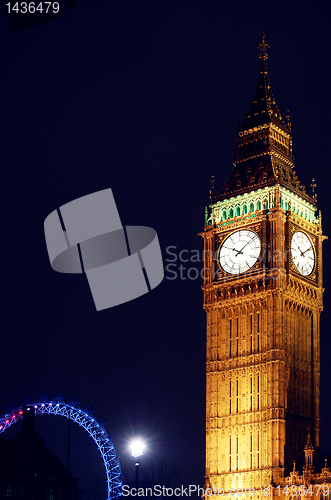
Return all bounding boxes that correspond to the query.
[202,35,324,497]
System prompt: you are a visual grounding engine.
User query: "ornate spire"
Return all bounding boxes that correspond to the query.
[305,430,313,450]
[258,32,269,61]
[310,178,317,201]
[304,429,314,470]
[286,109,292,131]
[211,35,316,206]
[239,35,287,133]
[209,174,215,201]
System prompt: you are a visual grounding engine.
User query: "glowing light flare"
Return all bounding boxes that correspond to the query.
[130,439,145,457]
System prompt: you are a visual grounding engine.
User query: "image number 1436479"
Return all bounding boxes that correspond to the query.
[5,2,60,14]
[4,1,66,32]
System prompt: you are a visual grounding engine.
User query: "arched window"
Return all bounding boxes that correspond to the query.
[280,198,284,209]
[242,204,247,214]
[222,210,227,220]
[235,206,240,216]
[249,202,254,213]
[257,201,261,210]
[263,199,268,210]
[229,208,234,218]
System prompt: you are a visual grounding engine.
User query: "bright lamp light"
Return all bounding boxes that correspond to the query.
[130,439,145,458]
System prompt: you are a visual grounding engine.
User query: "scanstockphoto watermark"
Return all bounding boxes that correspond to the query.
[122,485,272,497]
[164,246,290,281]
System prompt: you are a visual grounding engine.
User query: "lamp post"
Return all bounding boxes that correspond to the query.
[130,439,145,490]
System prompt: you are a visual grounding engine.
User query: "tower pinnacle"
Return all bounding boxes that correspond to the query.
[258,31,269,60]
[211,36,315,206]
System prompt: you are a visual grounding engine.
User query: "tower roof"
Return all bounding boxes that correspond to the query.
[239,32,289,134]
[212,34,315,206]
[239,58,288,134]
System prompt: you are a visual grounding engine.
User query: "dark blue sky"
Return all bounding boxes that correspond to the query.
[1,0,331,497]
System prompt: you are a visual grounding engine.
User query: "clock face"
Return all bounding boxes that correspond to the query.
[219,230,261,275]
[290,231,315,276]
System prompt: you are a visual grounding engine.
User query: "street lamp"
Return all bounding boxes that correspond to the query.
[130,439,145,489]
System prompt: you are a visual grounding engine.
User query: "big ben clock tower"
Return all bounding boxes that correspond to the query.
[202,34,325,497]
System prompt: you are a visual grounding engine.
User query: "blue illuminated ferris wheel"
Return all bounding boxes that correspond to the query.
[0,396,122,499]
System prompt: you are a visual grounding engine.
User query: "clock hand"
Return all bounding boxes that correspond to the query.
[235,236,256,257]
[301,247,311,256]
[298,245,304,257]
[298,245,311,257]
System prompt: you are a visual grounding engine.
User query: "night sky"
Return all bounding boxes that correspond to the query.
[1,1,331,497]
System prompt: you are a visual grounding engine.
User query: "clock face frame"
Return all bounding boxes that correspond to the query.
[290,231,315,276]
[218,230,261,275]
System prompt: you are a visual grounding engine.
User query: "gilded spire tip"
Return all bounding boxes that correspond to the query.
[258,32,269,61]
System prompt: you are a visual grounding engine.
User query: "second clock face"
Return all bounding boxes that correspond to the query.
[219,230,261,274]
[291,231,315,276]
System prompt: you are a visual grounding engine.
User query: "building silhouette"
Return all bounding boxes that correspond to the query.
[0,407,82,500]
[202,34,329,498]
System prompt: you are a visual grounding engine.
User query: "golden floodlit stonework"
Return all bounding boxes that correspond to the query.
[201,34,328,500]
